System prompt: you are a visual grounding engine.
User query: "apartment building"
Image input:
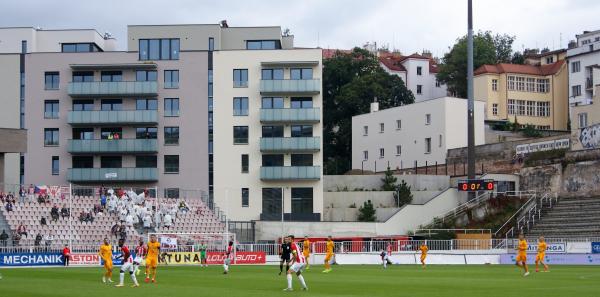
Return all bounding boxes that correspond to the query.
[352,97,485,172]
[379,53,448,101]
[571,86,600,150]
[474,59,569,131]
[567,30,600,106]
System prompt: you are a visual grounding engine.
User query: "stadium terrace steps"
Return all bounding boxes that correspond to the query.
[525,196,600,238]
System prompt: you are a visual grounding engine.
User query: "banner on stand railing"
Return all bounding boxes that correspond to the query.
[0,252,63,267]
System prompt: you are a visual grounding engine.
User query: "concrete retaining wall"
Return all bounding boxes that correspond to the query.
[324,174,449,192]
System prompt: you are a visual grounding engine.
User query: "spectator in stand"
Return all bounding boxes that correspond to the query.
[118,223,127,240]
[17,222,28,238]
[111,222,120,239]
[85,211,94,223]
[0,229,8,247]
[50,205,60,221]
[60,204,70,218]
[143,213,152,232]
[125,213,134,227]
[5,201,13,212]
[35,232,43,246]
[100,194,107,209]
[62,245,71,267]
[154,212,162,229]
[113,132,120,140]
[178,201,190,214]
[44,232,54,248]
[79,211,86,222]
[93,204,102,215]
[12,232,21,246]
[163,213,173,229]
[40,216,47,226]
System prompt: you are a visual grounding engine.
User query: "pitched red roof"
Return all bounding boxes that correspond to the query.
[474,60,565,76]
[322,48,351,59]
[378,53,439,73]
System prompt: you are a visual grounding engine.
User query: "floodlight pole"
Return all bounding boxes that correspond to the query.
[467,0,476,200]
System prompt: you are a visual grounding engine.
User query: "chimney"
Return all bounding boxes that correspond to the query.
[568,40,577,49]
[370,97,379,113]
[220,20,229,28]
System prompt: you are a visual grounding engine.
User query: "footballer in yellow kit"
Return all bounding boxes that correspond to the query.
[323,236,334,273]
[419,243,428,268]
[515,233,530,276]
[98,237,113,283]
[535,236,549,272]
[145,234,161,283]
[302,236,311,269]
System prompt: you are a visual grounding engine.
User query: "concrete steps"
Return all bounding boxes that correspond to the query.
[525,196,600,238]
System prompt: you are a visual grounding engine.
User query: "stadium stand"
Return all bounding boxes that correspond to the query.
[526,196,600,238]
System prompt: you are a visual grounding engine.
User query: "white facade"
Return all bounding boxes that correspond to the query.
[0,27,116,53]
[212,49,324,222]
[567,30,600,106]
[352,97,485,172]
[380,56,447,102]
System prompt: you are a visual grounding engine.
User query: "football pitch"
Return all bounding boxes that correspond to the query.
[0,264,599,297]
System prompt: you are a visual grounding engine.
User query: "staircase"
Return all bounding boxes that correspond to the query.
[526,196,600,238]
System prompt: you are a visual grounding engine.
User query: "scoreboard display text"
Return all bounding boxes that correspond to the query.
[457,179,495,192]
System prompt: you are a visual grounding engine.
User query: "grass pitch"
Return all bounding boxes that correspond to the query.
[0,264,598,297]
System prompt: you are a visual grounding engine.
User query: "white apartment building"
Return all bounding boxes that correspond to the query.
[379,53,448,102]
[567,29,600,106]
[352,97,485,172]
[213,49,323,222]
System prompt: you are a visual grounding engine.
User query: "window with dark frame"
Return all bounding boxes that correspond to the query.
[164,98,180,116]
[51,156,59,175]
[44,100,59,119]
[233,126,249,144]
[262,126,284,138]
[241,188,249,207]
[233,69,248,87]
[44,128,59,146]
[291,125,313,137]
[164,126,179,145]
[291,187,313,214]
[164,70,179,88]
[241,154,249,173]
[290,68,313,80]
[138,39,180,60]
[136,70,157,81]
[290,97,313,109]
[291,154,313,166]
[136,99,158,110]
[136,155,157,168]
[44,72,59,90]
[164,155,180,173]
[261,97,284,109]
[233,97,249,116]
[261,68,284,80]
[136,127,157,139]
[246,40,281,50]
[262,154,284,166]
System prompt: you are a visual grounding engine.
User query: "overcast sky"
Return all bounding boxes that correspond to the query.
[1,0,598,56]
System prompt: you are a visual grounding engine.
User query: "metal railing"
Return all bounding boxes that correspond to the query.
[495,192,557,240]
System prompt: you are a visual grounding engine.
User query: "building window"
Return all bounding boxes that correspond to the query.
[491,79,498,91]
[290,68,313,80]
[291,154,313,166]
[21,40,27,54]
[164,126,179,145]
[138,38,179,60]
[164,98,180,116]
[526,78,536,92]
[136,156,157,168]
[262,126,284,138]
[233,126,249,144]
[262,188,282,216]
[246,40,281,50]
[516,100,526,116]
[379,148,385,158]
[164,70,179,88]
[492,103,498,116]
[44,128,59,146]
[61,43,101,53]
[516,76,525,91]
[291,125,312,137]
[164,188,180,199]
[72,156,93,168]
[241,154,249,173]
[291,188,313,215]
[526,101,536,116]
[396,120,401,130]
[416,85,423,95]
[101,156,122,168]
[435,79,441,87]
[101,71,122,82]
[136,99,158,110]
[208,37,214,51]
[507,76,515,90]
[233,97,249,116]
[262,154,284,166]
[233,69,248,87]
[164,155,179,173]
[72,71,93,82]
[72,128,93,140]
[44,72,59,90]
[439,134,443,147]
[537,102,550,117]
[136,127,157,139]
[578,113,588,128]
[379,123,384,133]
[261,97,284,109]
[241,188,249,207]
[537,79,550,93]
[572,85,582,97]
[44,100,59,119]
[425,138,432,154]
[571,61,581,73]
[101,99,122,111]
[136,70,157,81]
[261,68,284,80]
[546,57,554,64]
[425,114,431,125]
[291,97,313,109]
[507,99,515,115]
[417,66,422,76]
[363,126,368,136]
[396,145,401,156]
[363,151,368,160]
[51,156,59,175]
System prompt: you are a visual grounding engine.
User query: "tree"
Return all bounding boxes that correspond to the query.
[323,48,415,174]
[394,180,413,208]
[358,200,376,222]
[381,167,397,191]
[437,31,516,98]
[511,51,525,64]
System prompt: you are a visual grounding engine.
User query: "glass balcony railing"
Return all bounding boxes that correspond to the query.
[260,108,320,123]
[67,110,158,126]
[67,167,158,182]
[260,166,321,181]
[260,137,320,152]
[68,81,158,97]
[260,79,320,95]
[68,139,158,154]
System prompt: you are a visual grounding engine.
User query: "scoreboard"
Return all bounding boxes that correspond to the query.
[457,179,495,192]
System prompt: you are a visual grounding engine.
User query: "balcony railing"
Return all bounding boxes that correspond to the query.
[67,110,158,126]
[260,79,320,95]
[67,81,158,97]
[260,137,320,153]
[68,139,158,154]
[260,166,321,181]
[260,108,320,123]
[67,167,158,182]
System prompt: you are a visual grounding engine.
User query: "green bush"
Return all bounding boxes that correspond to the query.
[394,180,413,208]
[358,200,376,222]
[524,149,568,167]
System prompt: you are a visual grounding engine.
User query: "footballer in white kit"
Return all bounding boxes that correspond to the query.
[223,241,234,274]
[284,235,308,291]
[115,238,139,287]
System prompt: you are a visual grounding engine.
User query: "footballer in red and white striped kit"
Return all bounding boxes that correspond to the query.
[284,235,308,291]
[133,239,147,276]
[223,241,234,274]
[115,238,139,287]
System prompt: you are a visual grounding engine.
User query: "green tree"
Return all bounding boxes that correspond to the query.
[358,200,376,222]
[381,167,398,191]
[323,48,415,174]
[437,31,516,98]
[394,180,413,208]
[511,51,525,64]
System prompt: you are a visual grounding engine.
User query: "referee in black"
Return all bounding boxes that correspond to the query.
[279,236,292,275]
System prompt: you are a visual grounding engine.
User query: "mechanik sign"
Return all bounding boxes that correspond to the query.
[458,179,495,192]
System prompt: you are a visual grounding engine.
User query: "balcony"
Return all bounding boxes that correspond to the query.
[68,110,158,126]
[260,79,320,95]
[260,108,320,124]
[67,81,158,97]
[68,139,158,154]
[67,167,158,183]
[260,137,320,153]
[260,166,321,181]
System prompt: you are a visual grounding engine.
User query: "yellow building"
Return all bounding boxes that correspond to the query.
[474,60,569,131]
[571,85,600,150]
